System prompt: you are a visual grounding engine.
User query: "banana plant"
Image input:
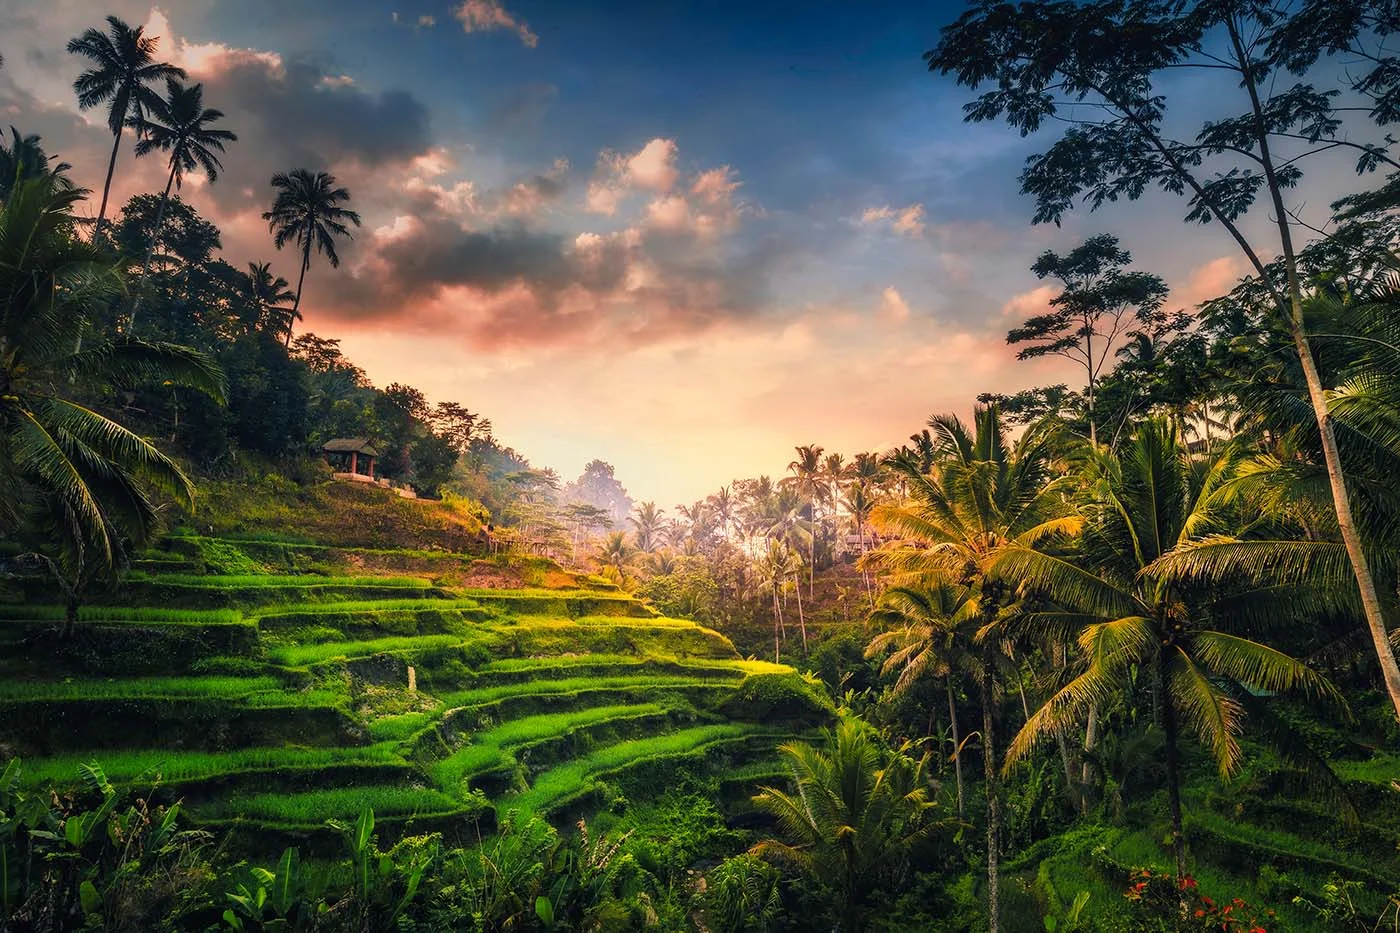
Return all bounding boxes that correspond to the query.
[223,846,314,931]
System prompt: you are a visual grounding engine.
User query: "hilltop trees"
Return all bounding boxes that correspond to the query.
[67,15,184,230]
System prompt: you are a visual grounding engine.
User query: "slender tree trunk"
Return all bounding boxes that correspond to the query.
[1085,315,1097,446]
[1226,17,1400,723]
[286,247,310,347]
[129,162,178,333]
[793,574,807,652]
[95,129,121,232]
[1052,645,1080,807]
[948,677,965,819]
[809,492,817,601]
[1156,653,1187,884]
[1081,704,1099,803]
[981,647,1000,933]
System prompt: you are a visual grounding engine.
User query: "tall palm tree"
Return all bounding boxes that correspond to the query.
[263,169,362,345]
[594,531,635,585]
[869,406,1073,933]
[752,718,942,931]
[67,16,185,230]
[866,584,977,818]
[128,79,236,330]
[0,128,72,202]
[786,444,825,598]
[0,175,224,626]
[629,501,666,553]
[244,262,296,337]
[996,420,1345,882]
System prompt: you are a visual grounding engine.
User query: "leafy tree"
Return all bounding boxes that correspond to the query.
[0,128,71,201]
[1007,235,1168,444]
[430,401,491,454]
[66,15,184,230]
[866,584,978,818]
[0,175,223,627]
[127,79,236,330]
[244,262,296,337]
[563,459,634,529]
[263,169,362,345]
[870,406,1072,933]
[926,0,1400,720]
[751,717,943,931]
[996,419,1345,881]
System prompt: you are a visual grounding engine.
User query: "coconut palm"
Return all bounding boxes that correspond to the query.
[594,531,635,584]
[0,128,72,202]
[866,583,977,818]
[868,405,1073,933]
[67,16,185,230]
[263,169,362,345]
[629,501,666,553]
[995,419,1345,882]
[751,717,942,931]
[785,444,825,598]
[245,262,297,337]
[127,79,236,330]
[0,175,224,627]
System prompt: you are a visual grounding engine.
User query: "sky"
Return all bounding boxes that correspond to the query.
[0,0,1289,505]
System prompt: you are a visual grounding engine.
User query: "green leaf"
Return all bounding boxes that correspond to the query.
[270,847,299,916]
[535,895,555,929]
[79,879,101,916]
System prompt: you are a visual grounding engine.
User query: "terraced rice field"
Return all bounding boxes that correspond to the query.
[0,537,828,842]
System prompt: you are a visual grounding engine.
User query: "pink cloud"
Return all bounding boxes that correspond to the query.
[1175,256,1245,308]
[452,0,538,47]
[861,203,926,238]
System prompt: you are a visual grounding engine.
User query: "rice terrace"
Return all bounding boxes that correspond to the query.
[4,0,1400,931]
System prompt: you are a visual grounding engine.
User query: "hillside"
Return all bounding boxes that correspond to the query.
[0,530,829,851]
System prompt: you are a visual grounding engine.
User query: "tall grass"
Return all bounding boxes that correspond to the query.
[196,786,466,826]
[0,675,283,701]
[254,598,485,621]
[437,674,740,709]
[509,724,773,813]
[128,574,432,588]
[0,606,244,624]
[427,703,670,794]
[18,743,408,787]
[268,634,468,666]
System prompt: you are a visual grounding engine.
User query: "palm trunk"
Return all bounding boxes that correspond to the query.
[1081,704,1100,803]
[1156,653,1187,884]
[981,647,1000,933]
[286,247,309,347]
[95,129,121,232]
[793,574,807,652]
[809,492,817,601]
[1227,17,1400,722]
[129,162,178,334]
[948,677,965,819]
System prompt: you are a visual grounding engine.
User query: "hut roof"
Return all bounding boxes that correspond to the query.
[322,438,380,457]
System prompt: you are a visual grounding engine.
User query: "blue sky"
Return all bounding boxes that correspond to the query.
[0,0,1294,504]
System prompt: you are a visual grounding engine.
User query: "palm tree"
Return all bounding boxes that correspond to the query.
[0,128,71,201]
[263,169,362,345]
[869,406,1073,933]
[67,16,185,231]
[0,175,224,627]
[752,718,942,931]
[866,584,977,818]
[245,262,297,337]
[127,79,236,330]
[786,444,825,598]
[594,531,635,585]
[842,481,878,607]
[996,420,1345,882]
[629,501,666,553]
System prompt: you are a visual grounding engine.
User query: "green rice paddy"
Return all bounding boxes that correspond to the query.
[2,543,819,837]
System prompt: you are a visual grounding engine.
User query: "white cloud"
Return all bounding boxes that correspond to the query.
[861,203,926,238]
[452,0,538,47]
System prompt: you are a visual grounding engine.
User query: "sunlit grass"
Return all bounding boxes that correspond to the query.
[0,675,283,701]
[17,743,408,788]
[509,724,775,814]
[267,634,468,666]
[0,606,245,624]
[129,573,433,588]
[437,673,740,709]
[196,785,466,826]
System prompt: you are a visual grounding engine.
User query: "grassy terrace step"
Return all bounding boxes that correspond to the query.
[254,600,491,633]
[0,610,260,674]
[438,683,737,734]
[17,743,411,790]
[437,672,750,710]
[189,785,473,830]
[427,704,673,794]
[110,575,449,609]
[127,573,435,588]
[463,590,655,619]
[505,725,784,816]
